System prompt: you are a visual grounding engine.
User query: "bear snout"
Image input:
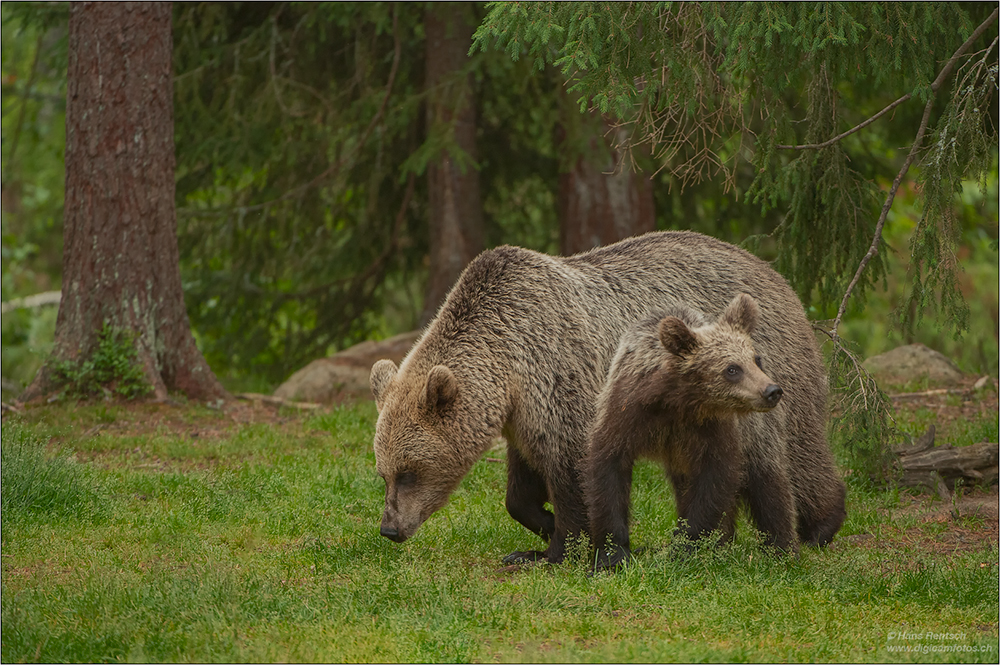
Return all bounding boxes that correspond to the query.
[763,384,783,407]
[380,524,407,543]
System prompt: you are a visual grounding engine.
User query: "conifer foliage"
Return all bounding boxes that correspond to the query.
[474,2,998,338]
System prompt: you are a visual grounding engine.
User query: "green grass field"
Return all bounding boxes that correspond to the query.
[2,399,997,663]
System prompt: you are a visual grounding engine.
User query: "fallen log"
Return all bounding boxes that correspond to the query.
[894,425,999,494]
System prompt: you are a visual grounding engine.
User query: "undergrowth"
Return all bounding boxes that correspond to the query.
[49,324,152,399]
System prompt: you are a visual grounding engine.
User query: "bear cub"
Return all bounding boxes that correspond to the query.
[585,293,787,571]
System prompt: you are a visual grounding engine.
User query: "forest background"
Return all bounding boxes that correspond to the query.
[2,1,997,400]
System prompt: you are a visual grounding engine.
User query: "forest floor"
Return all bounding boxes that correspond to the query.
[2,386,997,663]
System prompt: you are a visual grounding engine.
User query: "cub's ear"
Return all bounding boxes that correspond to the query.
[720,293,759,335]
[425,365,458,413]
[370,359,399,410]
[659,316,699,356]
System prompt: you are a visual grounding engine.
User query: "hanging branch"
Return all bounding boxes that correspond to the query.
[776,93,910,151]
[824,8,999,339]
[830,97,934,338]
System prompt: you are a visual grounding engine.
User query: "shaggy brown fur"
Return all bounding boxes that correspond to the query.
[370,231,845,564]
[586,295,808,571]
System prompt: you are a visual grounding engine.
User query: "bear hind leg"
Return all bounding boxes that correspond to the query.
[797,479,846,547]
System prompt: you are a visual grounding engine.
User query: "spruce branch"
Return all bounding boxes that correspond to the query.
[2,31,43,186]
[827,7,998,339]
[778,7,998,152]
[220,5,403,217]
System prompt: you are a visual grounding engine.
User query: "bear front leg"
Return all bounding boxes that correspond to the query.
[502,446,555,564]
[586,438,636,572]
[743,457,798,553]
[670,440,741,546]
[543,459,591,565]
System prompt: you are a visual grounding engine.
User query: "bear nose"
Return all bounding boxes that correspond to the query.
[763,384,783,406]
[380,525,405,542]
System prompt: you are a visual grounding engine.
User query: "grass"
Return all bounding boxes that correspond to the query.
[2,400,997,663]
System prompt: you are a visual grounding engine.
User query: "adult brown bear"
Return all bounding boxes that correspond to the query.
[370,232,845,563]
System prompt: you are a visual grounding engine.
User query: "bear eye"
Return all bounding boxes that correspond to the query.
[724,364,743,383]
[396,471,417,488]
[754,355,763,370]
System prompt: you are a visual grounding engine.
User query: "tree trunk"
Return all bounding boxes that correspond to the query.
[557,113,656,256]
[420,3,484,327]
[21,2,228,403]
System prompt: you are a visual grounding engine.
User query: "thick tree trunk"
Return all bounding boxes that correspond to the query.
[420,3,484,327]
[557,114,656,256]
[21,2,228,403]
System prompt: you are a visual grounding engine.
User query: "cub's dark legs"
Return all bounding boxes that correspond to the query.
[669,430,741,546]
[586,440,636,571]
[742,456,797,552]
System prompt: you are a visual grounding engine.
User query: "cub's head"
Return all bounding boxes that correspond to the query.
[369,359,476,544]
[658,293,782,419]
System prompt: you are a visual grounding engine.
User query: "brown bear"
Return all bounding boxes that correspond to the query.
[370,231,845,564]
[586,294,809,571]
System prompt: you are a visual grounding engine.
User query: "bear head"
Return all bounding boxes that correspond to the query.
[657,293,783,421]
[369,358,481,544]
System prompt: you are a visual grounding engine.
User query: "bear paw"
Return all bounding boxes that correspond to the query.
[502,549,549,565]
[592,544,633,574]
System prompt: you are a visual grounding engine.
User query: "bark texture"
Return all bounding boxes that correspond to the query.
[420,3,484,327]
[22,2,228,403]
[558,117,656,256]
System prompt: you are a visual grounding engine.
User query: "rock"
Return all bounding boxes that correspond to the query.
[274,330,421,404]
[862,343,966,388]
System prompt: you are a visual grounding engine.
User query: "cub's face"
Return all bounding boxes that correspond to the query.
[370,360,469,543]
[658,293,783,418]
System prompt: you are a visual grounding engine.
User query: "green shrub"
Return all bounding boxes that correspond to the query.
[50,325,152,399]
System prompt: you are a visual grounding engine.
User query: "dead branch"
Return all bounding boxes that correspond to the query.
[888,388,970,400]
[236,392,322,410]
[1,290,62,314]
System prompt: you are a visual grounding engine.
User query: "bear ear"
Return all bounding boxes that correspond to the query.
[659,316,699,356]
[370,359,398,410]
[720,293,759,335]
[425,365,458,413]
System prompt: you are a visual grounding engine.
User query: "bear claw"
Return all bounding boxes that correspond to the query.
[502,549,549,565]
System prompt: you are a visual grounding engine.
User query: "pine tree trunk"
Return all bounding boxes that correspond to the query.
[21,2,228,403]
[420,3,484,327]
[558,115,656,256]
